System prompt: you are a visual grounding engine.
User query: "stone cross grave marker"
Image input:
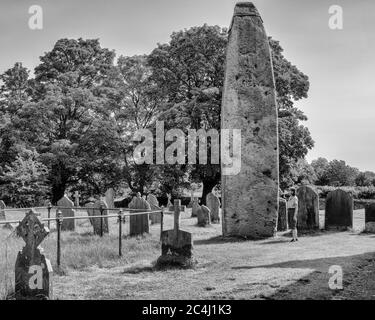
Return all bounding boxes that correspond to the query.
[57,195,75,231]
[0,200,6,220]
[15,209,53,300]
[157,200,195,268]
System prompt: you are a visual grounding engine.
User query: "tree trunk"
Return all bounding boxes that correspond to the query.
[52,182,66,205]
[201,179,217,206]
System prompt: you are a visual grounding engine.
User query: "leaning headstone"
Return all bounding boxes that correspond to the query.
[221,2,279,239]
[105,188,115,209]
[57,195,75,231]
[156,200,195,268]
[197,205,211,227]
[277,198,288,231]
[365,203,375,233]
[15,210,53,300]
[191,198,200,218]
[206,192,220,223]
[129,194,150,236]
[325,189,353,230]
[147,194,161,224]
[297,186,319,230]
[0,200,6,220]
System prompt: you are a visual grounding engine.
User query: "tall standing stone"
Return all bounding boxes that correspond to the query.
[206,192,221,223]
[94,200,109,235]
[221,2,279,238]
[105,188,115,209]
[325,189,353,229]
[191,198,200,218]
[297,186,319,230]
[129,194,150,236]
[277,198,288,231]
[147,194,161,224]
[57,195,75,231]
[0,200,6,220]
[365,203,375,233]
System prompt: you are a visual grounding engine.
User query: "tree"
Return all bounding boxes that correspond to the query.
[311,157,330,185]
[325,160,358,186]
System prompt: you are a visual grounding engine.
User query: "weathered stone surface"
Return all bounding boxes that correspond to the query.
[325,189,353,229]
[206,192,220,223]
[15,210,52,300]
[85,200,109,235]
[221,2,279,239]
[156,200,195,268]
[297,186,319,230]
[277,198,288,231]
[147,194,161,224]
[191,198,200,217]
[197,205,211,227]
[57,195,75,231]
[129,194,150,236]
[0,200,6,220]
[105,188,115,209]
[365,203,375,233]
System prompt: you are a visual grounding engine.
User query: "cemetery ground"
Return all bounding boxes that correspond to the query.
[1,208,375,300]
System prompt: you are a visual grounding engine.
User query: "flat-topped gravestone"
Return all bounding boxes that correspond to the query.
[206,192,220,223]
[15,210,53,300]
[325,189,353,230]
[0,200,6,220]
[57,195,75,231]
[221,2,279,239]
[277,198,288,231]
[297,186,319,230]
[147,194,161,224]
[105,188,115,209]
[191,198,200,218]
[156,200,195,268]
[129,194,150,236]
[197,205,211,227]
[365,203,375,233]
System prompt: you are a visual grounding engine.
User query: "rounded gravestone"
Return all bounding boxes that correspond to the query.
[191,198,200,218]
[325,189,353,230]
[57,195,75,231]
[197,205,211,227]
[129,195,150,236]
[365,202,375,233]
[206,192,220,223]
[147,194,161,224]
[297,186,319,230]
[277,198,288,231]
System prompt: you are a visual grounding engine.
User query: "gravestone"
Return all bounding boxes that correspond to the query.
[147,194,161,224]
[191,198,200,218]
[206,192,220,223]
[187,191,194,208]
[365,203,375,233]
[105,188,115,209]
[325,189,353,229]
[57,195,75,231]
[277,198,288,231]
[221,2,279,239]
[129,193,150,236]
[297,186,319,230]
[156,200,195,268]
[167,193,173,208]
[197,205,211,227]
[15,210,53,300]
[0,200,6,220]
[74,191,80,207]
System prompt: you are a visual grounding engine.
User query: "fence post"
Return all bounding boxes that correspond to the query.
[160,207,164,241]
[47,202,52,230]
[100,203,104,237]
[56,210,63,269]
[118,209,123,257]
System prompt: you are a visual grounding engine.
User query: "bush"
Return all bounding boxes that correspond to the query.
[316,185,375,199]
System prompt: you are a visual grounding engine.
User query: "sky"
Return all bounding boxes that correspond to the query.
[0,0,374,171]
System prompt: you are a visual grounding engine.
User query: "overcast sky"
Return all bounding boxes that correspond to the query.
[0,0,374,171]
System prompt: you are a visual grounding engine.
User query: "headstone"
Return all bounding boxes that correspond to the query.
[129,193,150,236]
[365,203,375,233]
[95,200,109,235]
[105,188,115,209]
[0,200,6,220]
[57,195,75,231]
[325,189,353,230]
[187,191,194,208]
[74,191,80,207]
[206,192,220,223]
[221,2,279,239]
[15,210,53,300]
[147,194,161,224]
[277,198,288,231]
[156,200,195,268]
[197,205,211,227]
[167,193,173,208]
[297,186,319,230]
[191,198,200,217]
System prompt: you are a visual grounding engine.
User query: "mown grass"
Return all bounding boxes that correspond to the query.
[0,208,162,300]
